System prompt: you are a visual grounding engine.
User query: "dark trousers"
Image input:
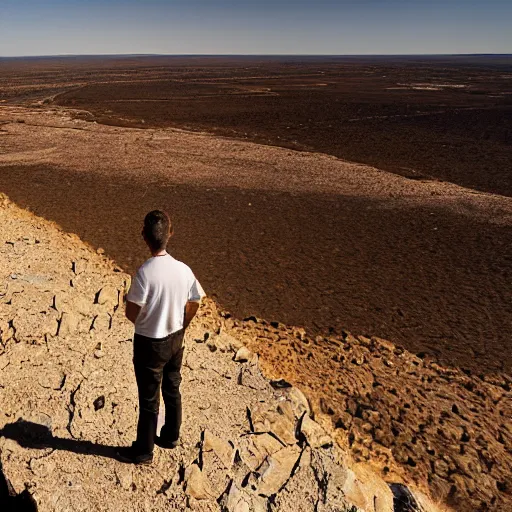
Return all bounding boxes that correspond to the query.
[133,329,185,455]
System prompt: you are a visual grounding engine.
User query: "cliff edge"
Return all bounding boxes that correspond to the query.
[0,194,506,511]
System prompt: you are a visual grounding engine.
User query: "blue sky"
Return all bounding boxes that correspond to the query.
[0,0,510,56]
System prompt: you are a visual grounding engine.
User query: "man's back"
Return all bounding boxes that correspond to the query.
[127,254,203,338]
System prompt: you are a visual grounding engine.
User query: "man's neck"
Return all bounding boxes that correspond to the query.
[151,249,168,258]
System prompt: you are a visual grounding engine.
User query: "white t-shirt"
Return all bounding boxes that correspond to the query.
[127,254,205,338]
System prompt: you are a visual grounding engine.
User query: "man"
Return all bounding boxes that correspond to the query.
[117,210,204,464]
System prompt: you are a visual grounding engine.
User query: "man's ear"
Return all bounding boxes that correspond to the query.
[169,229,175,239]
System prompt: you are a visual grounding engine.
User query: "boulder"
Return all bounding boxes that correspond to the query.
[238,363,268,391]
[234,347,252,363]
[58,311,80,337]
[286,387,311,418]
[96,286,118,309]
[218,483,267,512]
[250,404,296,445]
[238,433,284,471]
[184,465,214,501]
[300,416,333,449]
[203,430,235,469]
[310,449,350,510]
[342,464,394,512]
[256,445,301,496]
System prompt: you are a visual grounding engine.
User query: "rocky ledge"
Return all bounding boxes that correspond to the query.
[0,194,459,511]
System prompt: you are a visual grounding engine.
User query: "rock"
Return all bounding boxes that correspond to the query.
[184,465,213,501]
[37,366,65,390]
[201,431,235,498]
[270,379,293,389]
[74,296,93,316]
[222,333,245,352]
[250,404,297,445]
[96,286,118,308]
[239,433,284,471]
[300,416,333,449]
[115,466,133,490]
[185,354,201,370]
[234,347,252,363]
[207,334,234,353]
[273,450,343,512]
[58,311,80,336]
[92,313,111,332]
[256,445,301,496]
[372,337,395,352]
[286,387,311,418]
[218,482,267,512]
[94,341,105,358]
[29,456,56,478]
[276,400,296,424]
[342,464,394,512]
[389,483,424,512]
[72,259,88,275]
[237,363,268,391]
[203,430,234,469]
[310,450,350,510]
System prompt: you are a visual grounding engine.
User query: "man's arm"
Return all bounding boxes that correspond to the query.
[183,301,200,330]
[125,301,142,324]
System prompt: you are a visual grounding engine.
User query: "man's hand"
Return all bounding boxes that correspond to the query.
[183,301,200,330]
[125,301,142,324]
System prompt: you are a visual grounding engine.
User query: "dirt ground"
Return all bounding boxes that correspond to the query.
[0,106,511,377]
[0,56,511,509]
[1,55,511,196]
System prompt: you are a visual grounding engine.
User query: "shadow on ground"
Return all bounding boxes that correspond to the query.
[0,163,510,373]
[0,420,118,460]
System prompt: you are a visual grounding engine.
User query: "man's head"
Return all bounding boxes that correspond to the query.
[142,210,173,252]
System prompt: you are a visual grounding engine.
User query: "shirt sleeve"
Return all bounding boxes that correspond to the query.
[127,269,148,307]
[188,276,205,303]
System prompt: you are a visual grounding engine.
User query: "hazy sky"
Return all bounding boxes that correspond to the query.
[0,0,511,57]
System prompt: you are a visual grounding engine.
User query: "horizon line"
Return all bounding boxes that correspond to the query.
[1,52,512,59]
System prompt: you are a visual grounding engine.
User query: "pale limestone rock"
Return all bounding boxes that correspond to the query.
[219,483,266,512]
[239,433,284,471]
[256,445,301,496]
[97,285,118,308]
[342,464,394,512]
[58,311,80,336]
[276,400,296,423]
[272,455,320,512]
[234,347,252,363]
[73,258,89,275]
[185,464,214,501]
[310,450,350,511]
[73,295,93,316]
[251,405,297,445]
[93,313,111,332]
[238,363,268,391]
[115,465,133,490]
[37,365,65,391]
[286,387,311,417]
[203,430,235,469]
[300,415,333,449]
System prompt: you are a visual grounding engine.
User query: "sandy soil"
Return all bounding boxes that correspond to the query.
[0,106,511,377]
[1,193,510,511]
[1,55,511,196]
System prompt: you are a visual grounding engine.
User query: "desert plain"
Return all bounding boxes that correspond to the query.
[0,55,511,510]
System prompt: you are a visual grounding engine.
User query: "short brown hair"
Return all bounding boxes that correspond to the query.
[143,210,172,251]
